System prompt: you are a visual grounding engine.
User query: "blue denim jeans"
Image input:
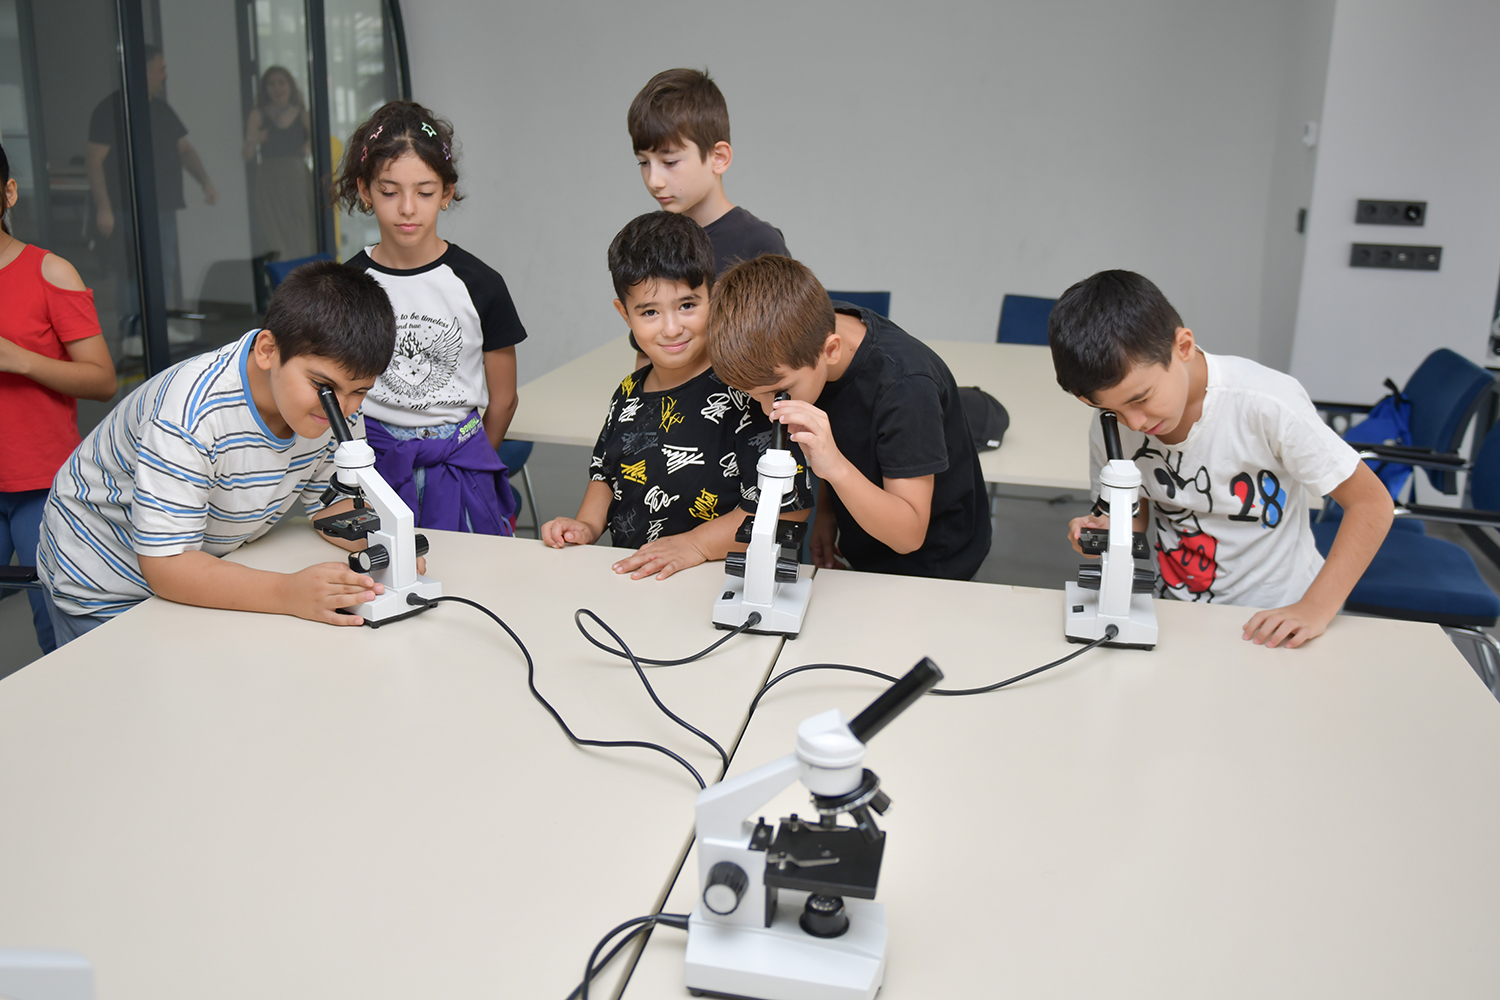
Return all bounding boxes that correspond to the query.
[0,489,55,653]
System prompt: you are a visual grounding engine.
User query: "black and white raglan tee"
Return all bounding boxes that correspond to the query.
[346,243,527,428]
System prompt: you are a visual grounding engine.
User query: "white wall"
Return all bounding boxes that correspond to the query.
[1291,0,1500,402]
[407,0,1326,385]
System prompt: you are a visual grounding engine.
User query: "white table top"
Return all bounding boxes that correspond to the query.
[507,336,1094,492]
[623,572,1500,997]
[0,528,789,1000]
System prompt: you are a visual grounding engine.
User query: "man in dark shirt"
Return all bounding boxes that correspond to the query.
[708,255,992,581]
[86,44,216,324]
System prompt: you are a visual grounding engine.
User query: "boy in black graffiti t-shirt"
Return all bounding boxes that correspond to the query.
[541,212,810,579]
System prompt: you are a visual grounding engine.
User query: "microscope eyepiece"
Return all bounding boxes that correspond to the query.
[317,385,355,444]
[848,657,943,744]
[1099,410,1124,462]
[772,391,791,451]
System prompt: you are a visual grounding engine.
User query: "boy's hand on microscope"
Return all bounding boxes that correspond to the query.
[287,562,383,626]
[541,517,599,548]
[770,398,844,479]
[613,534,708,581]
[1068,514,1109,556]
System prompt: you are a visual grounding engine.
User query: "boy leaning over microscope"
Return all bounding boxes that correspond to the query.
[541,211,811,579]
[1048,269,1392,649]
[37,262,404,646]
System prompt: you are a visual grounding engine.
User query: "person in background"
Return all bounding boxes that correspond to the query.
[623,67,789,369]
[243,65,316,262]
[86,43,217,333]
[335,101,525,535]
[0,142,118,653]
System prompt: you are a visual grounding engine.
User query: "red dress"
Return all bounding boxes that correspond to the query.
[0,243,104,492]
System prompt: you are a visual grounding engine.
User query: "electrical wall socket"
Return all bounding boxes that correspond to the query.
[1356,200,1426,225]
[1350,244,1441,270]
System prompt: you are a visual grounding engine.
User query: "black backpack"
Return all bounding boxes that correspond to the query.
[958,387,1009,451]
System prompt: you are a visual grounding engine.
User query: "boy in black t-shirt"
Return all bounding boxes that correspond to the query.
[708,255,991,580]
[541,213,810,580]
[624,68,788,367]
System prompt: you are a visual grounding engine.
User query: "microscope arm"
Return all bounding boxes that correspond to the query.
[696,752,805,844]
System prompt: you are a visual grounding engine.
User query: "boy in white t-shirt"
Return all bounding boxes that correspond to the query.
[1048,270,1393,649]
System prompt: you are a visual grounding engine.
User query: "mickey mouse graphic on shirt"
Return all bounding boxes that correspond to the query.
[1130,441,1291,603]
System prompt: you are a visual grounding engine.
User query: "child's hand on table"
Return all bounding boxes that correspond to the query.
[612,533,709,581]
[288,563,382,626]
[542,517,600,548]
[1242,599,1336,649]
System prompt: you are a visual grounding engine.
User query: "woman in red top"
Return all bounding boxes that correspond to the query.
[0,142,117,653]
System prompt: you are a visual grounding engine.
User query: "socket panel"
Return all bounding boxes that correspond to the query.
[1350,244,1441,271]
[1356,200,1426,226]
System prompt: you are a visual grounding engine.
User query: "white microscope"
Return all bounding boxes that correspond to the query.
[312,386,442,627]
[1063,410,1157,649]
[713,393,813,638]
[684,658,943,1000]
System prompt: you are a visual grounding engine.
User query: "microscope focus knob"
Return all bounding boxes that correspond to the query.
[703,861,748,915]
[415,533,430,558]
[349,544,389,573]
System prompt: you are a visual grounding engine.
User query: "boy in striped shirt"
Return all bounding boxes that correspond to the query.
[38,262,400,646]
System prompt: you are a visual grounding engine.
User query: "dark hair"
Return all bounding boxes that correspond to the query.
[262,261,396,379]
[1047,270,1183,399]
[607,211,716,303]
[0,141,10,235]
[144,43,162,62]
[628,68,730,158]
[708,255,835,390]
[334,101,460,214]
[256,66,306,114]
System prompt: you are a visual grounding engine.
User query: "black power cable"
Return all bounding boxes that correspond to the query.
[416,595,708,789]
[746,626,1119,719]
[575,608,763,666]
[573,609,731,774]
[570,912,690,1000]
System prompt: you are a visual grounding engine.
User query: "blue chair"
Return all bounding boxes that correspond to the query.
[827,291,890,317]
[997,294,1056,345]
[1313,428,1500,694]
[498,439,539,538]
[265,253,335,289]
[1318,349,1495,500]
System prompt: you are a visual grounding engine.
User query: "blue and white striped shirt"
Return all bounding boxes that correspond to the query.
[38,330,347,617]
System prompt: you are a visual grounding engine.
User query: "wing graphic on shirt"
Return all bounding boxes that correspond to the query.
[379,317,464,401]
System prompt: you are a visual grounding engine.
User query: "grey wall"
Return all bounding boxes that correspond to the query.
[407,0,1331,385]
[1292,0,1500,402]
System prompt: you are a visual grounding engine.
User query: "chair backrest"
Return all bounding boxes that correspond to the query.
[997,294,1056,345]
[265,253,335,289]
[1401,348,1495,493]
[1468,424,1500,511]
[827,291,890,318]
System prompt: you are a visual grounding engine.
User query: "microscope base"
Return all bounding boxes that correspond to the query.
[713,573,812,639]
[1064,581,1158,649]
[685,895,885,1000]
[352,577,443,628]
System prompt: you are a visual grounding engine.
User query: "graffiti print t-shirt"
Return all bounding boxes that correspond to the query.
[590,366,812,549]
[347,244,527,427]
[1089,351,1359,609]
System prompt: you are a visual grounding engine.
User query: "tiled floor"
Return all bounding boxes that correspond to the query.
[6,442,1500,691]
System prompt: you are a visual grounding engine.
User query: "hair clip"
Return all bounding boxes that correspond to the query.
[360,144,368,163]
[442,142,451,160]
[371,125,384,140]
[421,122,437,138]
